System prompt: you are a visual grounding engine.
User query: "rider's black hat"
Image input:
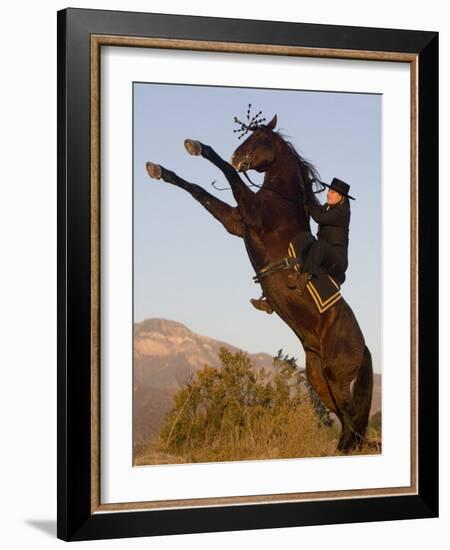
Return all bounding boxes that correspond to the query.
[323,177,355,200]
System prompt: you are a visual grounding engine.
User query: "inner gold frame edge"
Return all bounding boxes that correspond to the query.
[90,34,419,514]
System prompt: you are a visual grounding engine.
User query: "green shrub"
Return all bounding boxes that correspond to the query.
[156,347,338,462]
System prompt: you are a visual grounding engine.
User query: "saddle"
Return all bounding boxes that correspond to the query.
[287,240,342,314]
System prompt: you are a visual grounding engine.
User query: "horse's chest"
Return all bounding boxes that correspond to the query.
[258,202,286,231]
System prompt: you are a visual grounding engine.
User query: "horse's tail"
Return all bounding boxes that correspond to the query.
[352,345,374,445]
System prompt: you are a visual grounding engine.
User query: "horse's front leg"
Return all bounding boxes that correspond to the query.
[146,162,244,238]
[184,140,257,219]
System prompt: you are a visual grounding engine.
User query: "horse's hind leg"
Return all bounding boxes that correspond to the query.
[306,352,358,452]
[326,348,373,453]
[146,162,244,237]
[322,372,359,453]
[305,351,339,415]
[351,346,374,447]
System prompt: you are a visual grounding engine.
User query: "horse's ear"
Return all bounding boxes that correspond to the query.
[266,115,277,130]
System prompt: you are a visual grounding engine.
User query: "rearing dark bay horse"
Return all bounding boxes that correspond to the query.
[145,114,373,453]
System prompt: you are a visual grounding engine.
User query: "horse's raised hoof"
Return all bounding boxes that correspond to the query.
[146,162,162,180]
[184,139,202,156]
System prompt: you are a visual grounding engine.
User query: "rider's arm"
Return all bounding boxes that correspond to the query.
[307,201,346,226]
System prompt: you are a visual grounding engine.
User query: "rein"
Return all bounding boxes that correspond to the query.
[211,170,258,191]
[212,173,326,204]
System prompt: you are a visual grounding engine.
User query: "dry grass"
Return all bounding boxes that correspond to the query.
[134,403,381,466]
[134,442,186,466]
[134,348,382,466]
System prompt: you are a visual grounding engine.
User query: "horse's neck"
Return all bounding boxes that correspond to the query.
[259,159,309,228]
[245,161,310,269]
[261,155,303,199]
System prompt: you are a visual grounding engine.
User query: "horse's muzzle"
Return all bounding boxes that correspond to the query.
[231,154,250,172]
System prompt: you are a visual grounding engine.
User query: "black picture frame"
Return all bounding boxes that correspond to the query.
[57,7,438,542]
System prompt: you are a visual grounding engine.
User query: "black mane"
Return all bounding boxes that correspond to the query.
[277,131,322,205]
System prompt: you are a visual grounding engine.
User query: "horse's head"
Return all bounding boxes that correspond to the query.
[230,115,278,173]
[231,110,321,211]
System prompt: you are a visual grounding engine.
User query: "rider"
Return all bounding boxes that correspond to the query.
[250,177,354,314]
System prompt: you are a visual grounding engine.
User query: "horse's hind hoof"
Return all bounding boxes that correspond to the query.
[146,162,162,180]
[184,139,202,156]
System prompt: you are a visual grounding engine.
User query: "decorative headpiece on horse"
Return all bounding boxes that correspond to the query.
[233,104,267,139]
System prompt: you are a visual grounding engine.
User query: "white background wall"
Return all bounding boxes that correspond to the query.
[0,1,446,548]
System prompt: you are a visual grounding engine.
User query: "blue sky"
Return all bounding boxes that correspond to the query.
[133,82,382,373]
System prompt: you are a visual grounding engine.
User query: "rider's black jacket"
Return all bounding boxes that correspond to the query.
[306,198,350,266]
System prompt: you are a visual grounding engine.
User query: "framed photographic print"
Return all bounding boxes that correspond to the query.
[57,8,438,542]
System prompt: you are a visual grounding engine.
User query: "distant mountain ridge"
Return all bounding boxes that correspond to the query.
[133,318,381,446]
[134,318,274,389]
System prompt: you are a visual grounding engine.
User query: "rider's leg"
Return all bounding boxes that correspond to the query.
[301,239,325,277]
[318,242,348,285]
[284,232,315,294]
